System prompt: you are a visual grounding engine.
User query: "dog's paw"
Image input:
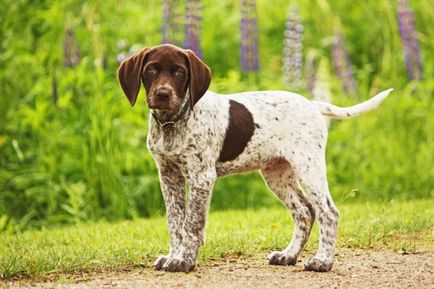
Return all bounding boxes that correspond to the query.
[162,257,195,272]
[267,251,297,266]
[303,257,333,272]
[153,255,170,270]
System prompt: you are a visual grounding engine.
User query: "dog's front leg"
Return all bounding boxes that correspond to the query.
[162,167,216,272]
[153,162,186,270]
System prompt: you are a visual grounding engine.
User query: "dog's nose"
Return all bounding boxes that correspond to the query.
[155,89,172,99]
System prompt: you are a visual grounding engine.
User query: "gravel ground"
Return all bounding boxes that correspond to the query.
[4,249,433,289]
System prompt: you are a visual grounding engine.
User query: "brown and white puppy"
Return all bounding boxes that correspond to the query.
[117,44,392,273]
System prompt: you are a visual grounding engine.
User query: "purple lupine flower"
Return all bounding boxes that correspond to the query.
[162,0,183,46]
[240,0,259,72]
[305,50,317,94]
[283,7,303,88]
[397,0,423,80]
[63,28,80,67]
[116,52,128,63]
[184,0,202,58]
[162,0,171,44]
[332,32,358,99]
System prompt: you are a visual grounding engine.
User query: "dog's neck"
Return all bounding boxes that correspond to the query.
[148,96,192,155]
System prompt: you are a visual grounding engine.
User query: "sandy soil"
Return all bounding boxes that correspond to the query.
[4,249,433,289]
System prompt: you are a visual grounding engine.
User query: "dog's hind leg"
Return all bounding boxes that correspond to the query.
[260,158,315,266]
[293,153,340,272]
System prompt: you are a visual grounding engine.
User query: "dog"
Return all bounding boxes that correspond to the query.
[117,44,393,272]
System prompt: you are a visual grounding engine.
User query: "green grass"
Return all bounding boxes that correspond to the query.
[1,199,432,279]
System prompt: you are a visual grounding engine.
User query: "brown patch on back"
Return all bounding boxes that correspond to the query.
[218,100,255,162]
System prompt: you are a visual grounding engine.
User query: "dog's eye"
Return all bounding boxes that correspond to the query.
[174,69,184,78]
[147,67,158,76]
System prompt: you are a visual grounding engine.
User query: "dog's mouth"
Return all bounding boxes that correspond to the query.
[147,98,176,111]
[148,95,186,111]
[148,104,172,111]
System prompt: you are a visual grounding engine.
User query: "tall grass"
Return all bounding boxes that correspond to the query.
[0,0,433,232]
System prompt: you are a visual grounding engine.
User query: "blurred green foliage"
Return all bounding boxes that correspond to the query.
[0,0,433,232]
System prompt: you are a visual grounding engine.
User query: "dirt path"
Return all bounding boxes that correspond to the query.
[5,249,433,289]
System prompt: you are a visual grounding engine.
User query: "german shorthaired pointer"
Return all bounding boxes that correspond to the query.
[117,44,393,273]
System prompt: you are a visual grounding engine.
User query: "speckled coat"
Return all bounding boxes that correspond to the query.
[117,44,393,273]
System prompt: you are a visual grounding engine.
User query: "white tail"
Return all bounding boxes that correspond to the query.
[312,88,393,119]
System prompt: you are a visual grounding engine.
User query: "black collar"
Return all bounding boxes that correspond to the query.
[151,90,191,131]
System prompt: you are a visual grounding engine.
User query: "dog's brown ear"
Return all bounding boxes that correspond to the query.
[117,48,150,106]
[185,50,211,107]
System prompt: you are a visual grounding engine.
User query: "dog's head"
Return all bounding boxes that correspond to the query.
[117,44,211,116]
